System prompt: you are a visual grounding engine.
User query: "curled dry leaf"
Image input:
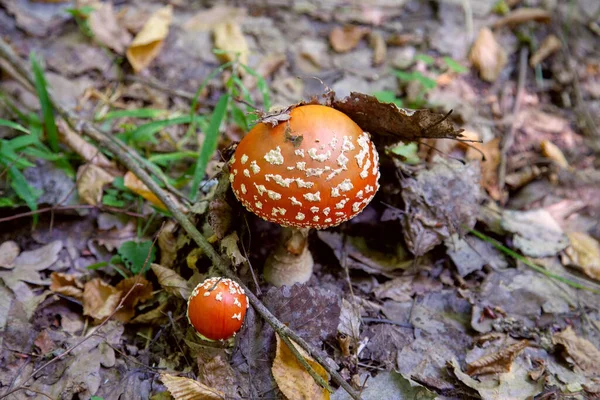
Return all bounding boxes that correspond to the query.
[337,298,361,339]
[492,7,551,28]
[213,21,248,65]
[77,164,115,206]
[114,276,153,322]
[530,34,561,67]
[126,5,173,73]
[58,120,115,171]
[331,92,465,145]
[151,263,191,299]
[552,326,600,376]
[220,232,247,267]
[0,240,19,269]
[160,373,225,400]
[158,220,178,268]
[50,272,84,299]
[130,297,169,325]
[466,137,502,200]
[469,28,507,83]
[541,140,569,169]
[88,2,132,55]
[564,232,600,281]
[466,340,529,376]
[329,25,368,53]
[272,333,330,400]
[124,171,167,210]
[83,278,122,321]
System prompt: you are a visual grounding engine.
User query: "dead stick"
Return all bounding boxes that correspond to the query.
[0,37,361,400]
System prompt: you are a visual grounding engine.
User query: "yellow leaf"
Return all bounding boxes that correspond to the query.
[124,171,167,210]
[541,140,569,168]
[565,232,600,281]
[160,373,225,400]
[77,164,115,206]
[213,21,248,65]
[272,334,330,400]
[126,5,173,73]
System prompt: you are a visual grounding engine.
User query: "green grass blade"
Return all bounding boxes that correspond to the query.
[0,119,30,134]
[469,228,600,295]
[8,165,40,223]
[240,64,272,110]
[125,115,202,144]
[149,151,198,166]
[30,53,59,152]
[98,108,167,121]
[191,94,229,200]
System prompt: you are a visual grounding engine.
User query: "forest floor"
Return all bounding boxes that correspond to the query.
[0,1,600,399]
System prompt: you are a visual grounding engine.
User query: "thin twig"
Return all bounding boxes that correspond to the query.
[498,47,528,191]
[0,37,361,400]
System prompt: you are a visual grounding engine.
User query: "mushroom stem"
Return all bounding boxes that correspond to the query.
[264,227,314,287]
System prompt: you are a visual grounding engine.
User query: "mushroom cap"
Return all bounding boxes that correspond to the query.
[187,277,248,341]
[229,105,380,229]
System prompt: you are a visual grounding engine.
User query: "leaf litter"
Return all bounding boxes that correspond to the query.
[1,1,600,399]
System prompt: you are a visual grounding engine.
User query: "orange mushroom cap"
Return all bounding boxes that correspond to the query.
[187,277,248,341]
[229,105,380,229]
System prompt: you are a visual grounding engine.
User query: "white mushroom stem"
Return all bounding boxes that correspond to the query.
[264,227,314,287]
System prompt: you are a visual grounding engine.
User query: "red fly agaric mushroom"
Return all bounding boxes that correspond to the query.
[187,277,248,341]
[228,104,380,286]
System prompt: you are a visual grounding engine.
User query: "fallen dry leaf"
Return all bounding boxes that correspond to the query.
[50,272,84,299]
[158,220,178,268]
[466,137,502,200]
[492,7,551,28]
[0,240,19,269]
[553,326,600,376]
[151,263,191,299]
[83,278,122,321]
[124,171,167,210]
[469,28,507,83]
[58,120,115,171]
[213,21,248,65]
[541,140,569,168]
[160,373,225,400]
[369,31,386,65]
[130,299,168,325]
[272,334,330,400]
[220,232,247,267]
[329,25,368,53]
[197,353,240,399]
[126,5,173,73]
[501,209,569,257]
[34,330,56,354]
[530,34,561,67]
[89,2,132,55]
[467,340,529,376]
[114,276,153,322]
[564,232,600,281]
[184,5,245,32]
[76,164,115,206]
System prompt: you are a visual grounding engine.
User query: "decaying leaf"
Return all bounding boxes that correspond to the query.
[564,232,600,281]
[213,21,248,65]
[88,2,132,55]
[272,334,330,400]
[337,298,361,340]
[331,92,465,145]
[58,120,115,171]
[530,34,561,67]
[77,164,115,206]
[332,370,436,400]
[184,5,245,32]
[553,326,600,376]
[541,140,569,169]
[469,28,507,83]
[369,31,386,66]
[114,276,153,322]
[50,272,84,299]
[34,329,56,354]
[208,197,234,240]
[501,209,569,258]
[492,8,551,28]
[124,171,167,210]
[158,220,178,268]
[197,353,240,399]
[400,157,481,256]
[445,233,508,277]
[83,278,122,321]
[130,298,169,325]
[126,5,173,73]
[0,240,63,290]
[329,25,368,53]
[220,232,247,267]
[160,373,225,400]
[0,240,19,269]
[151,263,191,299]
[467,340,529,376]
[466,137,502,200]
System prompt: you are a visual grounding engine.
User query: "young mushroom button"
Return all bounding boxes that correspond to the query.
[229,104,380,229]
[228,105,380,287]
[187,277,248,341]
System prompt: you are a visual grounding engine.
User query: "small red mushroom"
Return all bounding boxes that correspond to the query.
[228,105,380,286]
[187,277,248,341]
